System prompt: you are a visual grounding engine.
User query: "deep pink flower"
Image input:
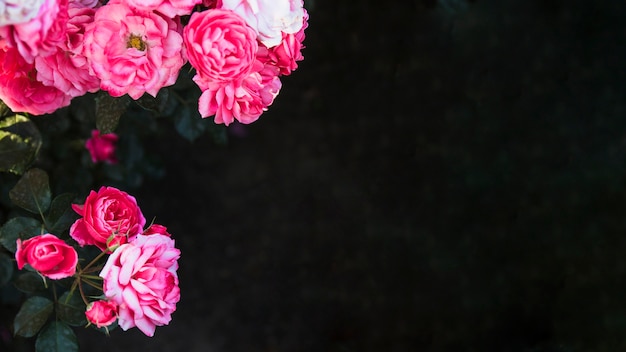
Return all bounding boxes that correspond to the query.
[202,0,220,8]
[256,9,307,76]
[0,0,69,63]
[69,186,146,252]
[83,2,185,99]
[100,234,180,337]
[15,234,78,280]
[85,129,118,164]
[0,47,72,115]
[183,8,258,87]
[85,300,118,328]
[143,224,171,237]
[220,0,305,48]
[196,60,281,125]
[111,0,202,17]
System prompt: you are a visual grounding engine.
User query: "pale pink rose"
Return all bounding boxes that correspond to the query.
[183,8,258,87]
[83,2,185,99]
[110,0,202,17]
[0,47,72,115]
[35,5,99,97]
[219,0,304,48]
[16,234,78,280]
[99,234,180,337]
[85,129,118,164]
[196,60,281,125]
[0,0,69,63]
[85,300,118,328]
[256,8,307,76]
[69,186,146,252]
[0,0,45,26]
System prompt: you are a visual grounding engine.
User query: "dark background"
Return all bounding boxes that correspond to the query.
[78,0,626,351]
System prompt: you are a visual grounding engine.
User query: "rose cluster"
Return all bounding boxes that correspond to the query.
[14,186,180,337]
[0,0,308,125]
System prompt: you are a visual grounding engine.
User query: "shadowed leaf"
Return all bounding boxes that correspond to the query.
[14,272,47,293]
[0,217,41,253]
[0,252,13,286]
[57,291,87,327]
[9,168,51,215]
[46,193,78,234]
[95,91,130,134]
[14,296,53,337]
[35,321,78,352]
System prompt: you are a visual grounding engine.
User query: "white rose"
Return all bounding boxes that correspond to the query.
[0,0,45,26]
[221,0,305,48]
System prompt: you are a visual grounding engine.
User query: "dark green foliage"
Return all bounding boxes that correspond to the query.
[35,321,78,352]
[13,296,53,338]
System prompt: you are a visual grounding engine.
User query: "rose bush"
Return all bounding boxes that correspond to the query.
[0,0,308,349]
[15,234,78,280]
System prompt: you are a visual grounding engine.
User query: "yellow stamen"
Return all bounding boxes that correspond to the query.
[127,34,146,51]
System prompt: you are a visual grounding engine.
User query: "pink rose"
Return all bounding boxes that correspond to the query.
[34,5,100,97]
[83,2,185,99]
[0,0,69,63]
[85,130,118,164]
[220,0,305,48]
[69,186,146,252]
[256,8,307,76]
[15,234,78,280]
[99,234,180,337]
[0,47,72,115]
[112,0,202,17]
[183,8,258,86]
[196,59,281,125]
[85,300,118,328]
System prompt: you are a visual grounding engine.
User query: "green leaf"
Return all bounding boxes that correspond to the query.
[45,193,78,234]
[9,168,51,215]
[135,88,170,113]
[95,91,130,134]
[0,217,42,253]
[0,114,42,174]
[0,100,10,117]
[14,296,53,337]
[0,252,13,286]
[174,105,209,142]
[13,271,46,293]
[56,291,87,327]
[35,321,78,352]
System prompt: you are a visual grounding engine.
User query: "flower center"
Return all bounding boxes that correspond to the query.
[127,34,146,51]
